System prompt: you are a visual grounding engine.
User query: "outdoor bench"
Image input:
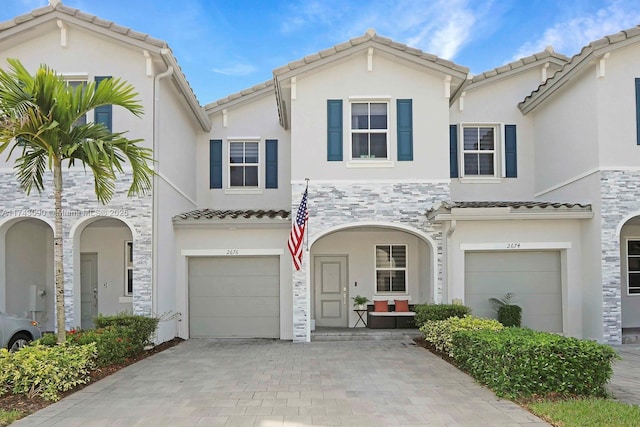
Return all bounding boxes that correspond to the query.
[367,303,416,329]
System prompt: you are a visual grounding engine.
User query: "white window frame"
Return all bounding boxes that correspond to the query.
[125,241,133,297]
[374,244,408,294]
[62,73,89,125]
[626,237,640,296]
[458,123,504,182]
[349,97,391,164]
[225,139,262,194]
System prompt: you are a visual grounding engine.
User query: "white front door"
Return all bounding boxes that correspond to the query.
[314,256,348,327]
[80,253,98,329]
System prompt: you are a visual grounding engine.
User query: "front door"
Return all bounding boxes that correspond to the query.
[80,253,98,329]
[314,256,348,327]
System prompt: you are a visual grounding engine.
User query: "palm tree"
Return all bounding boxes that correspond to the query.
[0,59,153,343]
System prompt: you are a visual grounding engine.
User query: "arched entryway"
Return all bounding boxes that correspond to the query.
[309,222,435,328]
[73,217,134,329]
[0,217,55,332]
[619,215,640,338]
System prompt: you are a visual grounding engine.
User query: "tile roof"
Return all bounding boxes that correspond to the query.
[469,47,569,85]
[173,209,290,221]
[519,25,640,113]
[427,201,592,215]
[0,1,210,131]
[205,80,274,112]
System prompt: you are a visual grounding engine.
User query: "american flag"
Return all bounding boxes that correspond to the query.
[288,188,308,270]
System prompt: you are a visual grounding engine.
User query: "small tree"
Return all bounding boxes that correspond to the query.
[489,292,522,327]
[0,59,153,343]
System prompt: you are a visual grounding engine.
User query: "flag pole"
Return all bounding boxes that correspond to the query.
[304,178,310,252]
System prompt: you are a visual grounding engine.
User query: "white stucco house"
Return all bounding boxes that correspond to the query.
[1,1,640,344]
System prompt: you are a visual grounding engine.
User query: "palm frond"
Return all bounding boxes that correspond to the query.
[14,147,47,195]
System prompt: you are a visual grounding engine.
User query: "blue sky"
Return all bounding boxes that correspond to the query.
[3,0,640,105]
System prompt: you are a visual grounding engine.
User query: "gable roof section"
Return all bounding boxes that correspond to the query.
[272,29,470,129]
[205,79,275,114]
[519,25,640,114]
[0,2,210,131]
[467,47,569,90]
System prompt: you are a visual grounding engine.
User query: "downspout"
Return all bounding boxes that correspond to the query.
[152,56,173,330]
[443,219,457,303]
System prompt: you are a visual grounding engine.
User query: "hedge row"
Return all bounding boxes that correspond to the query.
[419,315,503,356]
[413,303,471,326]
[451,327,619,399]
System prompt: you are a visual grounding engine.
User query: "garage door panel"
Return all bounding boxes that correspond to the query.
[189,256,280,338]
[465,251,562,333]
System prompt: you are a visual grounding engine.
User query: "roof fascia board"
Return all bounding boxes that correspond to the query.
[431,211,593,222]
[205,84,275,114]
[467,57,567,91]
[172,219,290,229]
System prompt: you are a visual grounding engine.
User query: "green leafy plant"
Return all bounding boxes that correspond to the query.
[414,303,471,327]
[419,315,503,356]
[451,328,620,399]
[352,295,370,307]
[94,313,159,347]
[489,293,522,327]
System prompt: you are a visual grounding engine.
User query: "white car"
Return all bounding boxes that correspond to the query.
[0,312,42,351]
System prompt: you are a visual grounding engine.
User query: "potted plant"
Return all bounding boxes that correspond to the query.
[352,295,370,310]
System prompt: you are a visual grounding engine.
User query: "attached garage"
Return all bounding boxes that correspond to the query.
[464,251,562,332]
[188,256,280,338]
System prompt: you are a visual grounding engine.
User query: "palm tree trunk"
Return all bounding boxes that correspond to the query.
[53,158,66,344]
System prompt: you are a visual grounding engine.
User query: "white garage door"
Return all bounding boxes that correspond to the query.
[189,256,280,338]
[465,251,562,332]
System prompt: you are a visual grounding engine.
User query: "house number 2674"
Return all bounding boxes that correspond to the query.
[506,243,521,249]
[226,249,239,255]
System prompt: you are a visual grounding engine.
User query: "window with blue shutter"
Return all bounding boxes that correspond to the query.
[505,125,517,178]
[94,76,112,132]
[397,99,413,161]
[209,139,222,189]
[636,78,640,145]
[327,100,343,161]
[449,124,458,178]
[265,139,278,189]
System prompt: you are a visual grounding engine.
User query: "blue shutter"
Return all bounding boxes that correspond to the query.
[449,125,458,178]
[265,139,278,189]
[94,76,112,132]
[397,99,413,161]
[327,100,343,161]
[505,125,517,178]
[636,78,640,145]
[209,139,222,189]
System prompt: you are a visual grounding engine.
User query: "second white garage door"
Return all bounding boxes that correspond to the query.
[465,251,562,332]
[189,256,280,338]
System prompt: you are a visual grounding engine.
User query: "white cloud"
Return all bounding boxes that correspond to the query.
[511,0,640,60]
[212,63,257,76]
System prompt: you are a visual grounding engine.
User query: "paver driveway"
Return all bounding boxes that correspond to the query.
[14,338,549,426]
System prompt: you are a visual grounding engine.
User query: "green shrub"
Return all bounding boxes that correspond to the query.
[414,304,471,326]
[0,343,96,401]
[420,315,503,356]
[497,304,522,327]
[66,326,140,367]
[451,328,620,399]
[94,313,158,347]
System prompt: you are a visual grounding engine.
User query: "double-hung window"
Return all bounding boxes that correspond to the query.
[229,141,259,188]
[627,240,640,295]
[125,241,133,297]
[375,244,407,293]
[351,101,388,160]
[65,78,88,126]
[462,125,496,176]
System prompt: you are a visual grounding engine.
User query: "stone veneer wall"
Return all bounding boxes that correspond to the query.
[600,170,640,344]
[0,170,152,329]
[291,181,450,342]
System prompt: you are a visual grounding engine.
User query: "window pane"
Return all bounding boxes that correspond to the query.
[245,166,258,187]
[376,271,391,292]
[127,269,133,294]
[369,103,387,129]
[629,273,640,287]
[370,134,387,158]
[245,142,259,163]
[464,153,478,175]
[230,166,244,186]
[230,143,244,163]
[479,128,494,150]
[391,245,406,268]
[629,258,640,271]
[376,246,391,268]
[630,287,640,294]
[463,127,478,150]
[352,134,369,157]
[629,241,640,255]
[478,153,494,175]
[391,270,406,292]
[351,103,368,129]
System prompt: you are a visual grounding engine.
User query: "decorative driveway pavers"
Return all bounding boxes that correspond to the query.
[14,338,549,426]
[609,344,640,406]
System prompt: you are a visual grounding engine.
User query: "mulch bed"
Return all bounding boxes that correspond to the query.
[0,337,184,418]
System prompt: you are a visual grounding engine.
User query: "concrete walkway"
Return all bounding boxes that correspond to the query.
[609,344,640,406]
[13,338,549,426]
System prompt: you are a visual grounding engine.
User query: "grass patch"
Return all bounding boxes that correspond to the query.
[0,409,23,426]
[527,398,640,427]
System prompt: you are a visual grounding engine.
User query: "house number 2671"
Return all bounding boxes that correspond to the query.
[226,249,239,255]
